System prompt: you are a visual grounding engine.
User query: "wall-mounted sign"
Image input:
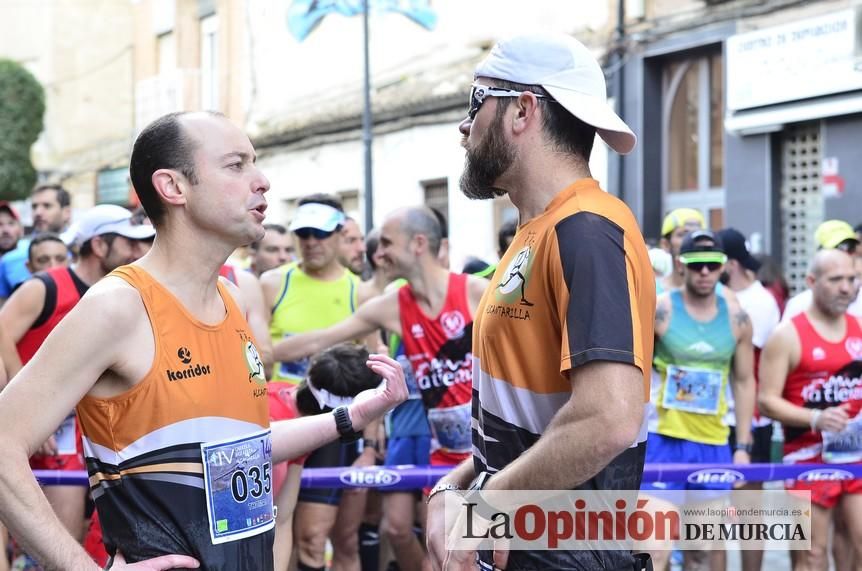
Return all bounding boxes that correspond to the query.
[822,157,845,199]
[727,8,862,111]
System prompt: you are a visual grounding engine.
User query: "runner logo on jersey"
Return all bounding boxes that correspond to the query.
[495,245,534,307]
[846,337,862,360]
[178,346,192,364]
[440,311,466,340]
[244,341,266,385]
[166,347,213,382]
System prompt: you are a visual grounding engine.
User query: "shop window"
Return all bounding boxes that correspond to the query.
[663,51,725,227]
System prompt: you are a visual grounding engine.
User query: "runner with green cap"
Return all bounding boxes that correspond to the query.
[640,229,757,570]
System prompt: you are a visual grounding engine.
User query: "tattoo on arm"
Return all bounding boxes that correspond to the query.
[735,310,751,329]
[656,305,668,324]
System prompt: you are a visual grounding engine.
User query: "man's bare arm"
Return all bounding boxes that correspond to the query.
[0,284,161,569]
[465,275,491,316]
[484,361,644,492]
[758,322,815,428]
[272,290,402,362]
[271,352,406,463]
[0,325,18,387]
[731,309,756,445]
[232,270,273,370]
[0,278,46,344]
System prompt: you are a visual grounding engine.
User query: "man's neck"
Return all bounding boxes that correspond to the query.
[503,150,591,223]
[728,270,755,292]
[300,260,345,282]
[371,271,389,294]
[72,257,107,286]
[133,225,238,315]
[682,287,718,315]
[405,260,451,315]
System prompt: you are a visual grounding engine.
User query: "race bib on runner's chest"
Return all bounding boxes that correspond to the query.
[427,403,471,453]
[55,414,77,455]
[662,365,722,415]
[201,429,274,544]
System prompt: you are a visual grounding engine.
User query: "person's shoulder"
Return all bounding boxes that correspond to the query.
[7,274,49,305]
[75,276,148,327]
[767,317,799,347]
[217,273,244,309]
[465,273,491,299]
[260,262,293,287]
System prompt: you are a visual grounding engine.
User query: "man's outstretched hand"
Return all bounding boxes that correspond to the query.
[348,350,407,431]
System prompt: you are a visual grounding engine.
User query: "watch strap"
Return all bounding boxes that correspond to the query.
[333,406,360,443]
[734,442,753,454]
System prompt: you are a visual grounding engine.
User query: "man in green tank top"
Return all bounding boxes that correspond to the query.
[641,230,756,569]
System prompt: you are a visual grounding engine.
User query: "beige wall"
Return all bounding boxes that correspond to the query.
[132,0,247,125]
[0,0,134,210]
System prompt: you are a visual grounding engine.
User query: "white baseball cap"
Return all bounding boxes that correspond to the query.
[63,204,155,247]
[474,32,636,154]
[288,203,346,233]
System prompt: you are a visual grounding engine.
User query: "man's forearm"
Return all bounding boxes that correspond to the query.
[0,450,98,570]
[485,406,638,492]
[759,394,817,429]
[438,457,476,489]
[732,376,756,443]
[272,333,319,363]
[271,412,341,464]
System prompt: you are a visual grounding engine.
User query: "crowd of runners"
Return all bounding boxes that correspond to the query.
[0,31,859,571]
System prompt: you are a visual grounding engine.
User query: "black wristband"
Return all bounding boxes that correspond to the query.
[333,406,361,443]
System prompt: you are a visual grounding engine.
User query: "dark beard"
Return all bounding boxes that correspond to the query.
[459,112,515,200]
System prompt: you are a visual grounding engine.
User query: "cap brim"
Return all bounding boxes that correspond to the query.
[114,224,156,241]
[543,85,637,154]
[288,217,341,232]
[679,252,728,265]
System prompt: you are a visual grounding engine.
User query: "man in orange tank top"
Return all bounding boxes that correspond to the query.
[0,111,407,571]
[760,249,862,570]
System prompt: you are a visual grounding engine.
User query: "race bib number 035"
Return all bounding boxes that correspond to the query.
[201,429,274,544]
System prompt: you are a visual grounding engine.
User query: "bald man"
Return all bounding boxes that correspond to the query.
[760,249,862,570]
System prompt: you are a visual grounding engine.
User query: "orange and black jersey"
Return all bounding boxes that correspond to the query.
[472,179,655,570]
[76,266,272,570]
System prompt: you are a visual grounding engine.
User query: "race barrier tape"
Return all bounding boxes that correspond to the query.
[34,463,862,490]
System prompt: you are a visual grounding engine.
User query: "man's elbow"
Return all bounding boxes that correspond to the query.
[599,404,643,457]
[758,393,777,419]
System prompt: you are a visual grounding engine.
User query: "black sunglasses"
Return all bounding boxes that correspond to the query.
[685,261,723,273]
[467,83,552,120]
[838,240,858,255]
[294,227,335,240]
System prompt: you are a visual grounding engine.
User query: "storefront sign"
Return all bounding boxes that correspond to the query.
[727,9,862,111]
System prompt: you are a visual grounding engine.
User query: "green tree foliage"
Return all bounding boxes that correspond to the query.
[0,59,45,200]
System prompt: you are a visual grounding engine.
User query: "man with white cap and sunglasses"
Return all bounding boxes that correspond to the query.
[0,204,154,553]
[426,33,655,570]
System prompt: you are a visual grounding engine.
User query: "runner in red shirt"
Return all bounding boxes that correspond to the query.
[760,249,862,569]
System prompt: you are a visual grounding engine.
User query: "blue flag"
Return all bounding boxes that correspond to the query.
[288,0,437,42]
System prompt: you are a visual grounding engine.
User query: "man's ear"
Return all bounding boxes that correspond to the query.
[412,233,429,256]
[152,169,188,207]
[512,92,542,135]
[89,236,110,259]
